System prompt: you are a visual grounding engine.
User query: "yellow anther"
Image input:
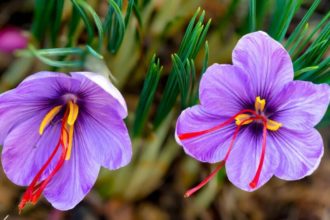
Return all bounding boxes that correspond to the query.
[65,125,74,160]
[39,105,62,135]
[235,114,253,126]
[266,119,282,131]
[62,127,68,146]
[255,96,266,112]
[67,101,79,126]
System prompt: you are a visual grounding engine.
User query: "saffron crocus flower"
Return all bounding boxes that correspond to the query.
[0,27,28,53]
[175,31,330,196]
[0,71,132,211]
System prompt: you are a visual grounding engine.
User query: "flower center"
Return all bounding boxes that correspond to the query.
[18,100,79,213]
[235,96,282,131]
[178,97,282,197]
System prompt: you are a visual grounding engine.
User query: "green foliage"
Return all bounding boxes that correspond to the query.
[249,0,256,32]
[133,55,162,137]
[31,0,66,46]
[269,0,303,41]
[153,8,211,129]
[104,0,126,53]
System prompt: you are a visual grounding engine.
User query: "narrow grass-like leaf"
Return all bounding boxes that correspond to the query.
[249,0,256,32]
[125,0,135,27]
[21,47,84,56]
[269,0,302,41]
[192,19,211,58]
[29,46,83,68]
[78,0,104,51]
[153,9,211,128]
[50,0,64,46]
[298,57,330,82]
[291,12,330,59]
[293,40,328,71]
[71,0,94,44]
[172,55,188,107]
[133,55,162,137]
[31,0,56,42]
[285,0,321,48]
[294,66,319,78]
[105,0,126,53]
[86,45,104,59]
[67,6,81,46]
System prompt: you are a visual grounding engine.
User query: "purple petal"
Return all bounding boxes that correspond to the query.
[226,127,280,191]
[270,81,330,130]
[44,133,100,210]
[273,128,323,180]
[175,105,236,163]
[75,106,132,170]
[199,64,252,116]
[232,31,293,99]
[71,72,127,118]
[0,71,80,143]
[1,111,62,186]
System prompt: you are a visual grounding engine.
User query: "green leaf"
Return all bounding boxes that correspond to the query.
[67,5,81,46]
[29,45,83,68]
[285,0,321,48]
[31,0,56,42]
[291,12,330,59]
[249,0,256,32]
[269,0,302,41]
[153,9,211,128]
[104,0,126,53]
[77,0,104,51]
[50,0,65,46]
[71,0,94,44]
[125,0,135,27]
[294,66,319,78]
[133,55,162,137]
[86,45,104,59]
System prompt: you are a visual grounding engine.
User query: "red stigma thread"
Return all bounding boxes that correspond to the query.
[249,118,267,189]
[18,114,70,213]
[179,110,269,197]
[178,109,257,140]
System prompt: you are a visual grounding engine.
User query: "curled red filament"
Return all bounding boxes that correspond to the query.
[179,110,268,197]
[18,115,70,213]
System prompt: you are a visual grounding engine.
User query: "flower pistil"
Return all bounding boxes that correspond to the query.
[178,97,282,197]
[18,100,79,212]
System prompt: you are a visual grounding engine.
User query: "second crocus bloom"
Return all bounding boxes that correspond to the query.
[175,31,330,195]
[0,71,132,211]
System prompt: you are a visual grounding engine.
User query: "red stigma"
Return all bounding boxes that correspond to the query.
[18,114,70,213]
[179,109,269,196]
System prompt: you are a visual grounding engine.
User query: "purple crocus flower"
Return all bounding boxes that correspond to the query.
[0,71,132,211]
[175,31,330,196]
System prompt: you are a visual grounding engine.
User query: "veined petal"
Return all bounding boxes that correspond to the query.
[232,31,293,99]
[0,71,81,143]
[76,106,132,170]
[175,105,236,163]
[1,112,62,186]
[226,127,280,191]
[199,64,252,116]
[71,72,127,118]
[273,128,323,180]
[270,81,330,130]
[43,132,100,210]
